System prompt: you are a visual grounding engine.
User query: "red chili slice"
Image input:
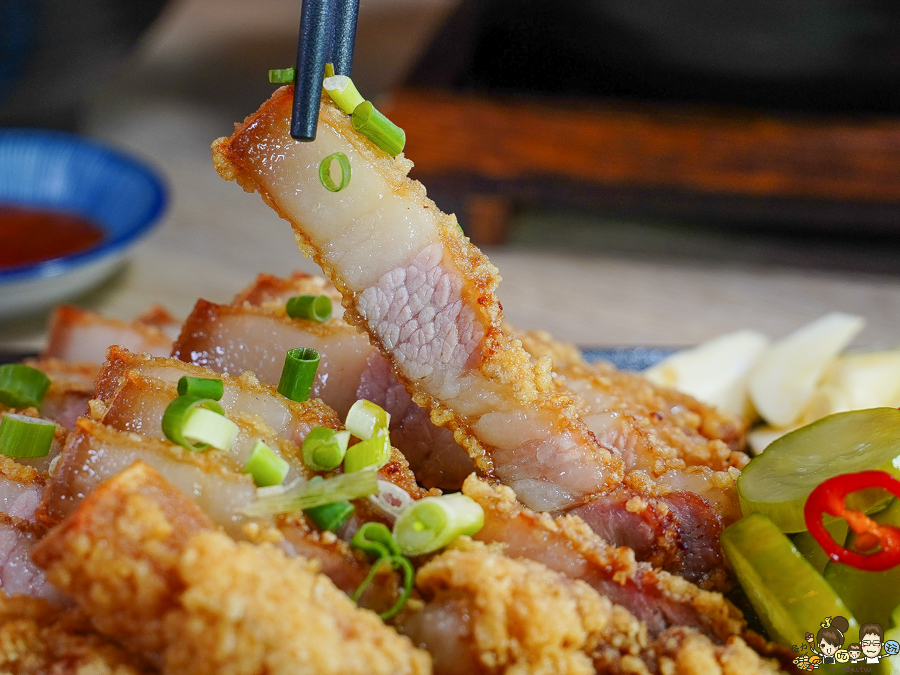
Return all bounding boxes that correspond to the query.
[804,470,900,571]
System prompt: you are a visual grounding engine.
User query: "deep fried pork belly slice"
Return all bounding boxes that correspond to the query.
[463,476,743,640]
[39,418,259,535]
[0,457,62,602]
[91,346,426,499]
[32,462,432,675]
[403,542,784,675]
[212,88,746,583]
[232,270,344,317]
[0,592,154,675]
[172,299,371,418]
[22,358,96,432]
[43,305,174,364]
[402,541,647,675]
[173,297,472,489]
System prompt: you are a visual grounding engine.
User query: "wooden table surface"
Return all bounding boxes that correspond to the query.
[3,0,900,354]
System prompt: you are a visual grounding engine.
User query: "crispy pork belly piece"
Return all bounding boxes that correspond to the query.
[0,592,153,674]
[403,542,784,675]
[40,418,408,613]
[0,458,62,603]
[33,462,432,675]
[232,270,344,318]
[213,88,622,515]
[39,418,258,536]
[173,298,472,488]
[402,541,647,675]
[173,299,371,418]
[43,305,174,363]
[213,89,745,583]
[93,346,426,499]
[22,358,95,432]
[651,628,786,675]
[463,476,743,641]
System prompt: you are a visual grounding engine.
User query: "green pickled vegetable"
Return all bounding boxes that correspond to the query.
[738,408,900,532]
[721,512,857,648]
[824,498,900,629]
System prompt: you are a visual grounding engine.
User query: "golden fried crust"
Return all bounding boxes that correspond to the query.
[164,532,431,675]
[462,476,747,644]
[33,462,431,675]
[32,462,214,656]
[0,593,154,675]
[415,542,646,675]
[653,628,785,675]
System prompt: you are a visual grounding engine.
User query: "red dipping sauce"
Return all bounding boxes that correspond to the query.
[0,205,105,269]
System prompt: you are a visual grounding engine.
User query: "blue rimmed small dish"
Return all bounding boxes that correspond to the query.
[0,130,167,317]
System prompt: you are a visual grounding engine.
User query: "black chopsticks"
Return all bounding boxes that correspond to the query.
[290,0,360,141]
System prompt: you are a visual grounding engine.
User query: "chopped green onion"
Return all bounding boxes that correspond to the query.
[0,364,50,411]
[0,413,55,458]
[177,376,224,400]
[268,67,295,84]
[161,395,235,451]
[393,494,485,557]
[343,434,392,473]
[304,478,355,531]
[351,101,406,157]
[287,294,333,322]
[323,75,365,114]
[345,399,390,440]
[242,468,378,517]
[317,152,351,193]
[351,521,402,559]
[350,522,414,619]
[277,348,320,403]
[324,62,335,78]
[243,439,289,487]
[302,426,350,471]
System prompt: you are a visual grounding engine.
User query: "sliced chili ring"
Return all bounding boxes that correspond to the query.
[804,470,900,572]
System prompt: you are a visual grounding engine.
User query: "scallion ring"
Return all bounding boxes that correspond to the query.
[351,101,406,157]
[343,434,391,473]
[318,152,351,192]
[243,439,289,487]
[323,75,365,114]
[177,376,224,400]
[0,413,56,458]
[345,399,390,441]
[286,294,332,322]
[161,395,237,452]
[0,364,51,411]
[268,67,295,84]
[351,521,402,559]
[393,493,485,557]
[350,522,413,619]
[301,426,350,471]
[277,348,320,403]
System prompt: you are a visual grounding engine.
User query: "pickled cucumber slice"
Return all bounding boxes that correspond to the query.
[738,408,900,532]
[721,513,857,647]
[824,498,900,628]
[792,519,848,574]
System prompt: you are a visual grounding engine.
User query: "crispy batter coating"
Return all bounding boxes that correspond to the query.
[412,541,647,675]
[652,628,784,675]
[410,542,785,675]
[0,592,154,675]
[32,461,214,656]
[462,475,744,643]
[33,462,431,675]
[165,531,430,675]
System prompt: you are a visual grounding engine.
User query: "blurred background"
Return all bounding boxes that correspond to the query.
[2,0,900,351]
